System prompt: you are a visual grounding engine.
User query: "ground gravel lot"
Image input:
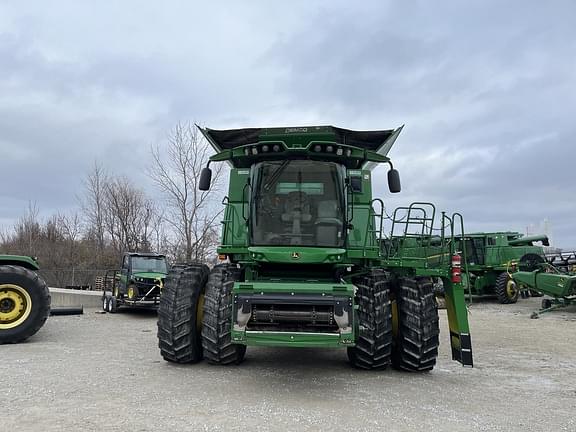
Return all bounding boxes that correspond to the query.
[3,296,576,432]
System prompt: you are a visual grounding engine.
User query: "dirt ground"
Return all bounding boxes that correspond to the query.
[3,296,576,432]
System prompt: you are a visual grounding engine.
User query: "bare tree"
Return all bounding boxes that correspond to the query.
[81,161,108,261]
[59,212,83,244]
[150,122,225,262]
[13,202,41,256]
[103,176,154,253]
[149,207,168,253]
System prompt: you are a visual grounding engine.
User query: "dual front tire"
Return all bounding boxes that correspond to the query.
[347,272,440,372]
[157,264,245,365]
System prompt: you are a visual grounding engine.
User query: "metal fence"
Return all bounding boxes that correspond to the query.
[38,269,110,290]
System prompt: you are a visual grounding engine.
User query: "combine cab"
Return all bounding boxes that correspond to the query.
[157,125,473,371]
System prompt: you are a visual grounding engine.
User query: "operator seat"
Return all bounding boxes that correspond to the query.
[281,191,312,244]
[315,200,343,246]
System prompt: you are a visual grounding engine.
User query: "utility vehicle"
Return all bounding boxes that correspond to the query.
[102,252,168,312]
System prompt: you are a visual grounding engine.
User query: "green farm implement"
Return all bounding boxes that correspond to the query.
[102,252,168,313]
[511,260,576,318]
[157,125,473,371]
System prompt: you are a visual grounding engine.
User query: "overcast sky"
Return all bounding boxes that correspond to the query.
[1,1,575,248]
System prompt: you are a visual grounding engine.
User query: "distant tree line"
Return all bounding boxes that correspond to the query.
[0,122,224,288]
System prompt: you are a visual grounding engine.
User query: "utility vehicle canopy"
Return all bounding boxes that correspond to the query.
[125,252,166,258]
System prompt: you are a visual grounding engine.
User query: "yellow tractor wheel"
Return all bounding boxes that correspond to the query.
[0,284,32,328]
[0,266,50,344]
[127,285,138,300]
[495,272,519,304]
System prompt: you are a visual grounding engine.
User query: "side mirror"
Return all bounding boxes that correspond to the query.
[388,169,401,193]
[199,167,212,191]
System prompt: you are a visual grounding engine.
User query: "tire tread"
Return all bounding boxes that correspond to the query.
[393,276,439,372]
[157,264,209,363]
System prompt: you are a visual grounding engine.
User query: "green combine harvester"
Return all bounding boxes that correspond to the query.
[0,255,51,344]
[455,232,549,303]
[157,125,473,371]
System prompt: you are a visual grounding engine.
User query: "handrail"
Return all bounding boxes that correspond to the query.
[363,198,385,256]
[391,203,435,241]
[450,212,471,303]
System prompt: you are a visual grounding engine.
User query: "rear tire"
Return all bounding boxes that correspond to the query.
[519,253,545,272]
[109,296,118,313]
[392,276,439,372]
[202,264,246,365]
[0,265,51,344]
[495,272,519,304]
[157,264,210,363]
[347,270,393,370]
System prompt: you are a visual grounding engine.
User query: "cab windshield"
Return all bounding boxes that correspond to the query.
[251,160,345,247]
[131,257,167,274]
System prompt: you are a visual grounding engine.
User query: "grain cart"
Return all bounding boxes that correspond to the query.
[102,252,168,313]
[454,232,549,304]
[157,125,473,371]
[0,255,50,344]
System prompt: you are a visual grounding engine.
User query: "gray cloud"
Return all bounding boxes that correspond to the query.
[0,0,574,247]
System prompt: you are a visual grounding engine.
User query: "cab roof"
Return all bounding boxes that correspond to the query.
[201,125,401,150]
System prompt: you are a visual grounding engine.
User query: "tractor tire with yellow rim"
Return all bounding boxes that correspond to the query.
[0,265,51,344]
[495,272,519,304]
[157,263,210,363]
